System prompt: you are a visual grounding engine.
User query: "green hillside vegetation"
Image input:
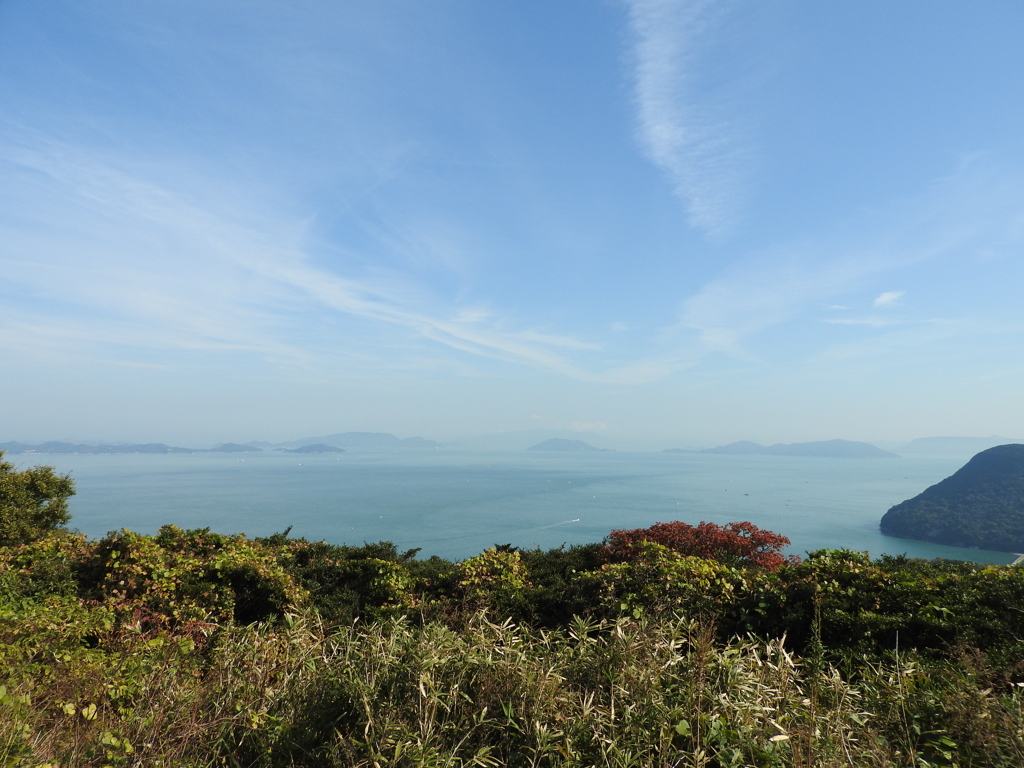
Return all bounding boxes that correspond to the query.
[881,444,1024,550]
[4,452,1024,766]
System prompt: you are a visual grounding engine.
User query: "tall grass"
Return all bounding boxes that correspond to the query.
[1,608,934,767]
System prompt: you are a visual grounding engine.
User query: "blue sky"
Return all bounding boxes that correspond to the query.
[3,1,1024,447]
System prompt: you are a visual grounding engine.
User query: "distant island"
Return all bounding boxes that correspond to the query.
[283,432,441,449]
[665,439,897,458]
[283,444,345,454]
[527,439,607,452]
[880,444,1024,551]
[456,429,609,451]
[0,432,438,454]
[0,441,198,454]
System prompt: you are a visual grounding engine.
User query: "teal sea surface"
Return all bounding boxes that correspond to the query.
[13,449,1016,564]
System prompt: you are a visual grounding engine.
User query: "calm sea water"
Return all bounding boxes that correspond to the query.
[12,449,1015,564]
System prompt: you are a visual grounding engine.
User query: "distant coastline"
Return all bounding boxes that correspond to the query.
[665,439,897,459]
[0,431,439,455]
[6,433,1023,458]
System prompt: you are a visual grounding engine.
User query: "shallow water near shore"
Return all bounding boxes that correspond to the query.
[13,449,1015,564]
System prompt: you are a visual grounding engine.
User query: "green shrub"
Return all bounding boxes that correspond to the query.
[78,526,305,628]
[277,539,418,624]
[0,531,90,602]
[0,451,75,547]
[577,540,745,619]
[518,543,606,626]
[457,547,530,611]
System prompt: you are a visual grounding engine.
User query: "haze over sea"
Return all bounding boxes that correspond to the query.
[15,449,1015,565]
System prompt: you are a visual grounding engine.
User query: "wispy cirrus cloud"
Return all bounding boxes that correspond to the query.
[815,318,970,363]
[674,257,865,357]
[626,0,750,237]
[0,134,623,381]
[671,155,1024,362]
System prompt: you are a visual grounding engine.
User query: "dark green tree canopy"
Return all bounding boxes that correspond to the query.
[881,443,1024,550]
[0,450,75,546]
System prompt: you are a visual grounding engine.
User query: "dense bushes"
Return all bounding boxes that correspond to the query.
[4,517,1024,766]
[0,525,304,641]
[268,538,421,624]
[4,523,1024,665]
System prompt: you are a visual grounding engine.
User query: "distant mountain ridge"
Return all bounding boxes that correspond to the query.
[527,438,608,452]
[284,444,346,454]
[667,439,897,458]
[4,435,1011,459]
[0,441,197,454]
[880,443,1024,551]
[0,431,439,454]
[893,436,1024,456]
[456,429,611,451]
[0,441,270,455]
[284,432,441,449]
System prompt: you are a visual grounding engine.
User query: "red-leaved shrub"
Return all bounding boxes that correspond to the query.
[604,520,797,570]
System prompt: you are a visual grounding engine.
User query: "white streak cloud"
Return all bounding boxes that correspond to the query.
[873,290,904,307]
[626,0,748,236]
[1,135,627,382]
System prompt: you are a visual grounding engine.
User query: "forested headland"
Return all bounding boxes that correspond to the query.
[3,451,1024,767]
[881,443,1024,551]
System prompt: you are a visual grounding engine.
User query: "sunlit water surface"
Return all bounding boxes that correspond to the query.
[14,449,1014,564]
